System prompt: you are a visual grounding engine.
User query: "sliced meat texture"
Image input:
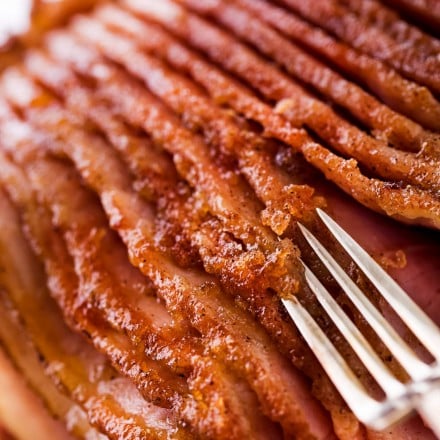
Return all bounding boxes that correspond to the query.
[0,0,438,440]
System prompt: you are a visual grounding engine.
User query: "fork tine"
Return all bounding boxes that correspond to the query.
[281,296,393,428]
[301,260,406,398]
[298,222,433,381]
[316,208,440,361]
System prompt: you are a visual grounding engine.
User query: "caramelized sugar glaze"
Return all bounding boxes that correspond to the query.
[0,1,439,439]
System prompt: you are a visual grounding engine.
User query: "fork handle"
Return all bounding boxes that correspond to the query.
[417,388,440,438]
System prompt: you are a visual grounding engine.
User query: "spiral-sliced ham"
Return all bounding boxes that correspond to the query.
[225,0,440,131]
[86,1,440,229]
[0,0,438,439]
[0,175,179,440]
[0,70,334,440]
[279,0,440,92]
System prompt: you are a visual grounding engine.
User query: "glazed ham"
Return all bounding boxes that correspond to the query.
[0,1,438,439]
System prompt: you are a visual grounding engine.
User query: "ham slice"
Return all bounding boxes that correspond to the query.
[0,0,438,438]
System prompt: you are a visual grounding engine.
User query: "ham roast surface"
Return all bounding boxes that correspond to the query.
[0,0,439,439]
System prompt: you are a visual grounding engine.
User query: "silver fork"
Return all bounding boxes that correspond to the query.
[282,208,440,437]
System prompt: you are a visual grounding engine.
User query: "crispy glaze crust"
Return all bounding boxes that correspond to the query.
[0,1,439,439]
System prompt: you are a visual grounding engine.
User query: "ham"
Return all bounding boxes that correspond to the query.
[0,0,438,438]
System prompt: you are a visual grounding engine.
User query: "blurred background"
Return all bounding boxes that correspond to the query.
[0,1,33,45]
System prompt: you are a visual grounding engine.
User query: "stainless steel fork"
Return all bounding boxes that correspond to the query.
[282,208,440,437]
